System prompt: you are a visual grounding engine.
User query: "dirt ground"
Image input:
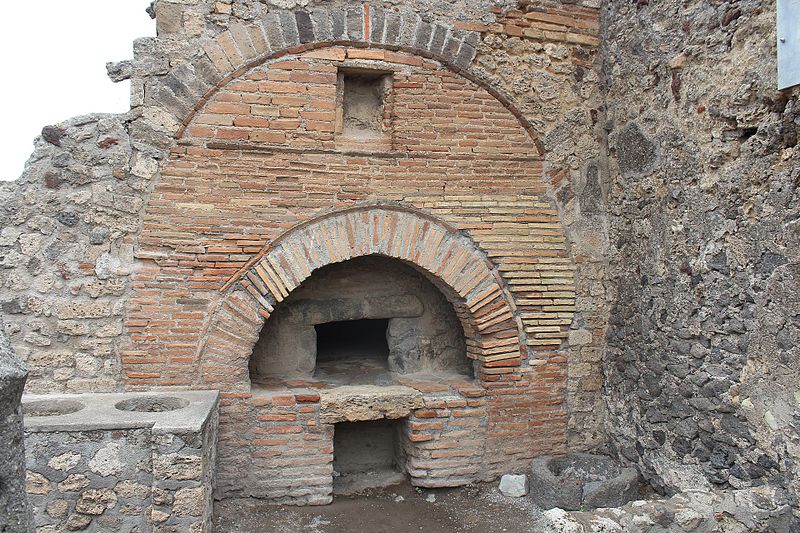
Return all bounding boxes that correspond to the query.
[213,482,544,533]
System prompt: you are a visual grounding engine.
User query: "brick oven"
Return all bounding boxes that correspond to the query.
[3,2,590,508]
[122,32,576,503]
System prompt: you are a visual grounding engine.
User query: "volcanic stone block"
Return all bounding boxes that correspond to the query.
[530,454,641,511]
[0,330,31,533]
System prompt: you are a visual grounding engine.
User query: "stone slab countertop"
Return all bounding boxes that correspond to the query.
[22,390,219,433]
[319,385,424,423]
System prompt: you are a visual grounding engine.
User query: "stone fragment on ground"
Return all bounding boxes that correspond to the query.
[499,474,529,497]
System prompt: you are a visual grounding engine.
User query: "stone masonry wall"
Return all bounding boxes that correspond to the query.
[601,0,800,512]
[0,115,140,394]
[24,409,218,532]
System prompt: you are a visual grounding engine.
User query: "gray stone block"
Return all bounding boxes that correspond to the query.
[399,12,421,48]
[261,12,286,52]
[169,63,208,99]
[192,55,224,88]
[429,24,448,55]
[369,5,385,43]
[106,60,133,83]
[442,37,462,63]
[294,11,314,44]
[0,329,31,533]
[331,9,347,40]
[384,11,402,45]
[414,21,433,50]
[155,86,192,121]
[529,454,641,511]
[499,474,529,498]
[310,7,333,42]
[277,10,300,48]
[454,43,477,69]
[346,5,364,41]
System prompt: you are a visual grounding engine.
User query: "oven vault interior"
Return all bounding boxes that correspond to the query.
[249,256,471,386]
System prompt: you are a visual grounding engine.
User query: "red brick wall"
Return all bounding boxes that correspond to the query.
[123,46,575,498]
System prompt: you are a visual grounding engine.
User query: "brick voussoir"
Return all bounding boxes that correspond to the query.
[155,86,192,123]
[202,40,234,75]
[191,55,225,89]
[247,20,273,57]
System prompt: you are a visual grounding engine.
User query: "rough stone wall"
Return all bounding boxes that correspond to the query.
[0,115,143,394]
[601,0,800,512]
[26,428,154,532]
[0,328,31,533]
[24,413,218,532]
[539,484,797,532]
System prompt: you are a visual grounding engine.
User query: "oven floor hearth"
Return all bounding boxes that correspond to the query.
[251,359,474,391]
[314,356,392,386]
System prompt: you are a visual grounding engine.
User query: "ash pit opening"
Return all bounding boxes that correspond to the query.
[333,419,406,495]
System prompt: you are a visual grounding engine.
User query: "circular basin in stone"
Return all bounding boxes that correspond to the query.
[23,399,85,417]
[115,396,190,413]
[530,454,640,510]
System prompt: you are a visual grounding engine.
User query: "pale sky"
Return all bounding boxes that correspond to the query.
[0,1,155,181]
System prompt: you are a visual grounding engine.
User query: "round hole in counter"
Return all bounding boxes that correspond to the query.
[23,399,86,417]
[115,396,190,413]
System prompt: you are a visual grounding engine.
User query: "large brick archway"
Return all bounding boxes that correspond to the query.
[197,205,522,391]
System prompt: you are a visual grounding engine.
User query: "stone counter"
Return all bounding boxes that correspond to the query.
[22,391,219,533]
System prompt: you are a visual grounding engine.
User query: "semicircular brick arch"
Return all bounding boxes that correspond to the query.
[197,205,523,389]
[154,4,543,153]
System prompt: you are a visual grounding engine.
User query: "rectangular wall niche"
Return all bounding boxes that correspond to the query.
[333,420,405,495]
[337,68,392,141]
